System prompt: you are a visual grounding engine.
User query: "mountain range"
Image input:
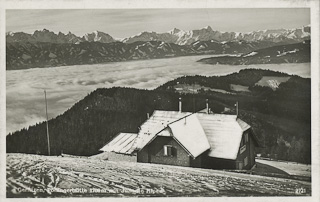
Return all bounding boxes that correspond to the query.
[6,25,311,70]
[123,25,310,45]
[6,25,310,45]
[6,29,116,44]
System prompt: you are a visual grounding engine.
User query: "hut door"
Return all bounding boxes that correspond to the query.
[237,161,243,170]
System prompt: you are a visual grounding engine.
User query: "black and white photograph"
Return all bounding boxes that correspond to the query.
[1,0,319,200]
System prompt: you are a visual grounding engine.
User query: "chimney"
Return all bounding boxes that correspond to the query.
[147,113,149,119]
[179,97,182,112]
[206,99,209,114]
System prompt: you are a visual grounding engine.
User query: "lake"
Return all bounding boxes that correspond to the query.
[6,55,310,134]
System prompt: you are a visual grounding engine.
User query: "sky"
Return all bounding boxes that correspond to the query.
[6,8,310,38]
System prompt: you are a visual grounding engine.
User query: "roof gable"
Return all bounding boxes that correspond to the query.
[168,114,211,158]
[196,113,248,160]
[237,118,251,131]
[128,110,191,153]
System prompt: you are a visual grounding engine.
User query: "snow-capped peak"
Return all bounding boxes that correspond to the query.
[203,26,213,31]
[168,28,181,34]
[40,28,50,32]
[83,30,115,43]
[93,30,100,35]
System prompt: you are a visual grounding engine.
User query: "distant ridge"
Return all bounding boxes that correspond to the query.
[6,39,288,70]
[6,39,310,70]
[198,40,311,65]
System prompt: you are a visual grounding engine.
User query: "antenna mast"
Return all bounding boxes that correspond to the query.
[193,82,195,113]
[44,90,51,156]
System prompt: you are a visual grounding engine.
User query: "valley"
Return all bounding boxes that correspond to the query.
[6,55,310,134]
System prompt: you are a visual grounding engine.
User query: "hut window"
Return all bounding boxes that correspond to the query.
[245,133,249,143]
[163,145,173,156]
[244,157,248,166]
[240,137,245,146]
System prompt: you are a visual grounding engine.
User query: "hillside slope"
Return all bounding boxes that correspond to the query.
[6,69,311,163]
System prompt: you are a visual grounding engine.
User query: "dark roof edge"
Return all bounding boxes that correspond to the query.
[248,128,263,147]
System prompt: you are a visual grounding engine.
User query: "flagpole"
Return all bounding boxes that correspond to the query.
[44,90,51,156]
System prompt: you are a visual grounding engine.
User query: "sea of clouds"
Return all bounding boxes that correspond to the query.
[6,55,310,134]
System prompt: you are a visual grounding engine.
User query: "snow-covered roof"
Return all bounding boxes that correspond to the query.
[197,108,210,114]
[168,114,211,158]
[157,128,172,137]
[128,110,192,153]
[196,113,249,160]
[100,133,137,155]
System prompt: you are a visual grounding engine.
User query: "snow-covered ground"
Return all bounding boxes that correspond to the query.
[243,51,258,57]
[6,153,311,197]
[256,159,311,177]
[255,76,291,90]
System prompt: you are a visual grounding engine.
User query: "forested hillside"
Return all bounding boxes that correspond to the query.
[6,69,311,163]
[198,41,310,65]
[158,69,311,163]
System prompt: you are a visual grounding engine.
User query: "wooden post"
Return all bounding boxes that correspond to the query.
[206,99,209,114]
[44,90,51,156]
[236,101,239,117]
